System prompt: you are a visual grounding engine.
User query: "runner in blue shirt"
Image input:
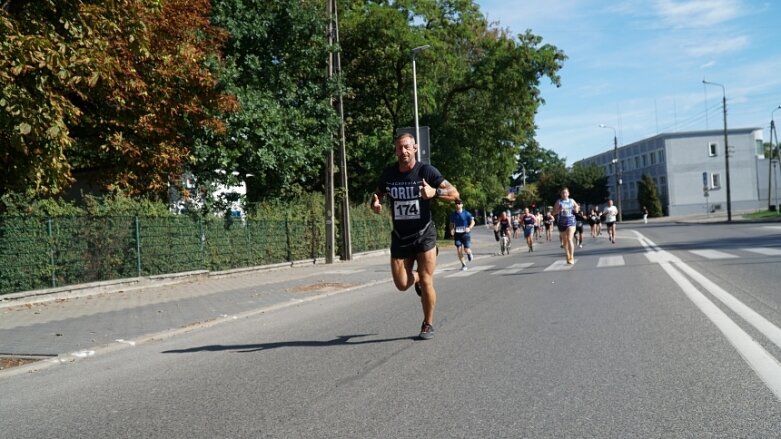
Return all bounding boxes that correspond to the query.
[449,200,475,271]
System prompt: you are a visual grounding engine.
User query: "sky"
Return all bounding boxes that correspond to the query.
[474,0,781,165]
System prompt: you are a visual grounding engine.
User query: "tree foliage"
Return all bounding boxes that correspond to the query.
[2,0,568,214]
[638,174,663,217]
[208,0,338,201]
[568,162,609,208]
[339,0,566,211]
[0,0,235,199]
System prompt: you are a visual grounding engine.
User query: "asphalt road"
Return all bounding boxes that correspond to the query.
[1,222,780,437]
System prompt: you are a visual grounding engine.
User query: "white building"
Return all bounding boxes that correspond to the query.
[576,128,766,216]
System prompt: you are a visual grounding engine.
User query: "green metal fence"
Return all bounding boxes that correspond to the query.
[0,214,392,295]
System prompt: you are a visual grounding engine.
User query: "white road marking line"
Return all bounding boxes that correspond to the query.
[495,262,534,275]
[673,262,781,351]
[445,265,494,278]
[659,262,781,400]
[597,256,625,267]
[634,230,781,400]
[544,260,575,271]
[71,350,95,358]
[323,269,365,275]
[689,249,738,259]
[743,247,781,256]
[115,339,136,346]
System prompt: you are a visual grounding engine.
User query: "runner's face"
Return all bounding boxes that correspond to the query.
[395,139,416,164]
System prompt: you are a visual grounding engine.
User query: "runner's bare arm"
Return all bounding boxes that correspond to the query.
[432,179,459,202]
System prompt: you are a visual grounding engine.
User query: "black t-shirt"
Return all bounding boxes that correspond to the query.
[376,162,445,237]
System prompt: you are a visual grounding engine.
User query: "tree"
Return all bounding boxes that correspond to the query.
[516,141,566,184]
[536,165,569,208]
[209,0,338,201]
[339,0,565,212]
[638,174,663,217]
[569,162,609,208]
[1,0,235,199]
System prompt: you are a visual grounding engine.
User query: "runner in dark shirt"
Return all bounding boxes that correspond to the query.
[521,208,536,252]
[371,133,459,340]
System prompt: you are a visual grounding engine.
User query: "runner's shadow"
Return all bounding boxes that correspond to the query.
[162,334,416,354]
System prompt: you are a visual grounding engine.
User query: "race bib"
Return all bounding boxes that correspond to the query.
[393,199,421,220]
[455,226,466,233]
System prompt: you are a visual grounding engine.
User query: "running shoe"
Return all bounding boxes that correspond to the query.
[419,321,435,340]
[461,265,468,271]
[467,252,473,262]
[414,282,422,297]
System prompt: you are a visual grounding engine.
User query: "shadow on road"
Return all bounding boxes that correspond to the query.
[162,334,417,354]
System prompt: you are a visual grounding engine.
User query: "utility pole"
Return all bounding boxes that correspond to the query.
[411,45,430,162]
[599,124,622,222]
[703,80,731,222]
[332,0,351,260]
[324,0,335,263]
[768,105,781,211]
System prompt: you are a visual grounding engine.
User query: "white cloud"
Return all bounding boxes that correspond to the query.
[683,35,750,56]
[654,0,744,28]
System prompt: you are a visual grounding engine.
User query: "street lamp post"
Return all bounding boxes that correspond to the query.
[599,124,622,222]
[768,105,781,211]
[411,45,430,162]
[702,80,732,222]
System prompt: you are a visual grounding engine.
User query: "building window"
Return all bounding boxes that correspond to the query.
[756,139,765,157]
[650,152,656,165]
[608,163,613,175]
[642,154,648,167]
[620,159,626,172]
[711,173,721,189]
[634,157,640,169]
[708,142,718,157]
[658,150,664,163]
[660,176,666,185]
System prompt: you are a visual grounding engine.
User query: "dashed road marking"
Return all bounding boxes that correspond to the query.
[688,249,738,259]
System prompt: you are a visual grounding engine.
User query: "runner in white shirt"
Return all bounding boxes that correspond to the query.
[602,199,619,244]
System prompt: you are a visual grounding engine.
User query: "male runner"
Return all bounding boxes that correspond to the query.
[371,133,459,340]
[449,200,475,271]
[603,199,619,244]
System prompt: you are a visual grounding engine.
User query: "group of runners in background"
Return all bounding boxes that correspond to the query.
[487,188,620,264]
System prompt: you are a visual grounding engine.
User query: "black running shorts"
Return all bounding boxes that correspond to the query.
[390,221,437,259]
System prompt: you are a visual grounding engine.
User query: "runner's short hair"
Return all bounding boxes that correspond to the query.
[394,132,416,144]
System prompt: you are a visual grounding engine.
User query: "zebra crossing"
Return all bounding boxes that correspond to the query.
[441,246,780,277]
